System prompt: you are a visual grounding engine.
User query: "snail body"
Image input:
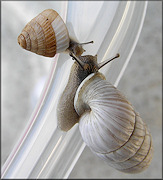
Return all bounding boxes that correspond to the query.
[57,55,98,131]
[57,53,153,173]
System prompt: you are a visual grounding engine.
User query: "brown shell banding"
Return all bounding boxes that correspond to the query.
[18,9,69,57]
[37,9,57,57]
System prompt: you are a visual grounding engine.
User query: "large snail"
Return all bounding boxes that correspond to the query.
[18,9,153,174]
[57,52,153,173]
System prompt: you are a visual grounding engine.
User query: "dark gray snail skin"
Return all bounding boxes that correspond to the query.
[57,55,99,131]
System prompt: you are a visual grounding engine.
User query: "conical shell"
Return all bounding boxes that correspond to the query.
[74,72,153,173]
[18,9,70,57]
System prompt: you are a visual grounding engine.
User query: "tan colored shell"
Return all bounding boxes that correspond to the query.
[18,9,70,57]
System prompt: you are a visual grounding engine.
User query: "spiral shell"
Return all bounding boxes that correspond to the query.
[18,9,70,57]
[74,72,153,173]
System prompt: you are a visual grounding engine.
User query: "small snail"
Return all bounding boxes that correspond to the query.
[57,52,153,173]
[18,9,92,57]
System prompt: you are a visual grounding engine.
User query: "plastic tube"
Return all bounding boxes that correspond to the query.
[1,1,147,178]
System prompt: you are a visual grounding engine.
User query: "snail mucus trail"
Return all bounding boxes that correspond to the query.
[57,45,120,132]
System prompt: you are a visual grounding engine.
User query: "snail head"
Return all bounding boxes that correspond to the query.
[70,51,120,73]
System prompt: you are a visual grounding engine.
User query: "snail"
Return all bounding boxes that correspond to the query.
[18,9,93,57]
[57,52,153,173]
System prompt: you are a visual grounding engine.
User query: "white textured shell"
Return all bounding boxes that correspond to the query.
[74,73,153,173]
[18,9,70,57]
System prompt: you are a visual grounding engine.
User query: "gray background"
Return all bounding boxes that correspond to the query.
[2,1,162,179]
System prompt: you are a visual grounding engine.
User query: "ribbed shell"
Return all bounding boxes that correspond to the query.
[74,73,153,173]
[18,9,70,57]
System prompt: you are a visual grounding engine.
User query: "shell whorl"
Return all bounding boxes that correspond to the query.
[18,9,70,57]
[74,73,153,173]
